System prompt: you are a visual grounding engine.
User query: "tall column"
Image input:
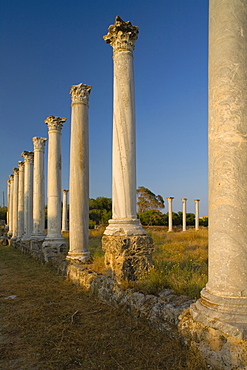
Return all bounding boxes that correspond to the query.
[102,17,153,281]
[11,167,19,239]
[21,151,34,241]
[62,189,69,233]
[31,137,47,240]
[67,83,91,263]
[8,174,14,237]
[166,197,174,232]
[190,0,247,339]
[42,116,66,261]
[6,179,11,229]
[181,198,187,231]
[17,161,25,238]
[194,199,200,231]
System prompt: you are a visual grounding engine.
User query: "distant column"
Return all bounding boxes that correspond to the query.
[67,83,91,262]
[22,151,34,240]
[17,161,25,238]
[194,199,200,231]
[11,167,19,239]
[6,179,11,228]
[181,198,187,231]
[8,174,14,236]
[42,116,66,261]
[62,189,69,233]
[31,137,47,240]
[167,197,174,232]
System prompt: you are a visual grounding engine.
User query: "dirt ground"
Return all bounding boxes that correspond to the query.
[0,244,206,370]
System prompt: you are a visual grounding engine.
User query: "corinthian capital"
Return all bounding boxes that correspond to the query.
[21,151,34,164]
[13,168,19,175]
[32,137,47,151]
[44,115,66,133]
[104,16,138,53]
[18,161,25,171]
[9,174,14,182]
[70,83,92,104]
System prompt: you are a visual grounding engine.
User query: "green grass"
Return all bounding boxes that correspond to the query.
[86,227,208,299]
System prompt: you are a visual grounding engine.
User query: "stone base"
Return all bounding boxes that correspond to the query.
[179,308,247,369]
[42,238,66,262]
[190,288,247,339]
[102,234,154,282]
[66,251,92,264]
[30,237,46,260]
[104,218,146,236]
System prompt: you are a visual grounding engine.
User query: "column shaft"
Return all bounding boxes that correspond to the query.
[8,175,14,236]
[181,198,187,231]
[17,161,25,238]
[194,199,200,231]
[62,189,69,233]
[22,151,34,240]
[11,168,19,238]
[167,197,174,232]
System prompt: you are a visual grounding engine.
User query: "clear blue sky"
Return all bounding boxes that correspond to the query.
[0,0,209,216]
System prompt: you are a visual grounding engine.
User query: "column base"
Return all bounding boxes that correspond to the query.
[104,218,146,236]
[190,288,247,339]
[102,233,154,282]
[42,237,66,262]
[66,251,92,264]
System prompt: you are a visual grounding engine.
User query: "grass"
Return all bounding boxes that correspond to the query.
[86,227,208,299]
[0,244,207,369]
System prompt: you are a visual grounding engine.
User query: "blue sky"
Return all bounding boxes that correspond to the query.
[0,0,208,216]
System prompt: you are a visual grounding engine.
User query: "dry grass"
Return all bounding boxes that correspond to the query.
[0,244,207,369]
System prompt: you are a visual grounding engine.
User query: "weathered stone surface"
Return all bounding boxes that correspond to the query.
[102,234,154,281]
[179,309,247,369]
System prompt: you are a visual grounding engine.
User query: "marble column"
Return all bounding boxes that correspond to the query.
[8,174,14,237]
[17,161,25,238]
[31,137,47,240]
[167,197,174,232]
[190,0,247,339]
[67,83,91,262]
[102,17,153,281]
[21,151,34,241]
[6,179,11,229]
[42,116,66,261]
[194,199,200,231]
[181,198,187,231]
[11,167,19,239]
[62,189,69,233]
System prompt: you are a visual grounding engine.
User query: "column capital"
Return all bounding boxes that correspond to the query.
[45,115,66,133]
[181,198,187,202]
[18,161,25,170]
[62,189,69,194]
[103,16,138,53]
[9,174,14,181]
[32,137,47,151]
[194,199,200,202]
[70,83,92,105]
[21,151,34,163]
[166,197,174,200]
[13,167,19,175]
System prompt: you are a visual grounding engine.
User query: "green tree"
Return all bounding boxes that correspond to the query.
[136,186,165,214]
[89,197,112,226]
[139,210,165,226]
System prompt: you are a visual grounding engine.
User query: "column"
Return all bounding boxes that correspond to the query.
[181,198,187,231]
[31,137,47,240]
[6,179,11,229]
[62,189,69,233]
[21,151,34,241]
[17,161,25,238]
[67,83,91,262]
[102,17,153,281]
[194,199,200,231]
[190,0,247,339]
[166,197,174,232]
[8,174,14,237]
[42,116,66,261]
[11,167,19,239]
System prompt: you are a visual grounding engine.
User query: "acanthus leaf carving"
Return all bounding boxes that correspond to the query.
[70,83,92,104]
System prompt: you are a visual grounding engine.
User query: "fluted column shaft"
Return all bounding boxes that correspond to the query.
[7,179,11,228]
[8,174,14,235]
[22,151,34,240]
[167,197,174,232]
[181,198,187,231]
[194,199,200,231]
[17,161,25,238]
[62,189,69,233]
[32,137,47,238]
[11,168,19,238]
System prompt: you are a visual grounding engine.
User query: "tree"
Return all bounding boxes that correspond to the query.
[136,186,165,214]
[139,210,165,226]
[89,197,112,226]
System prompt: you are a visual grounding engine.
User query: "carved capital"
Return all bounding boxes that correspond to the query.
[103,16,138,53]
[70,83,92,104]
[44,115,66,133]
[13,168,19,175]
[18,161,25,170]
[9,174,14,182]
[32,137,47,151]
[62,189,69,194]
[21,151,34,164]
